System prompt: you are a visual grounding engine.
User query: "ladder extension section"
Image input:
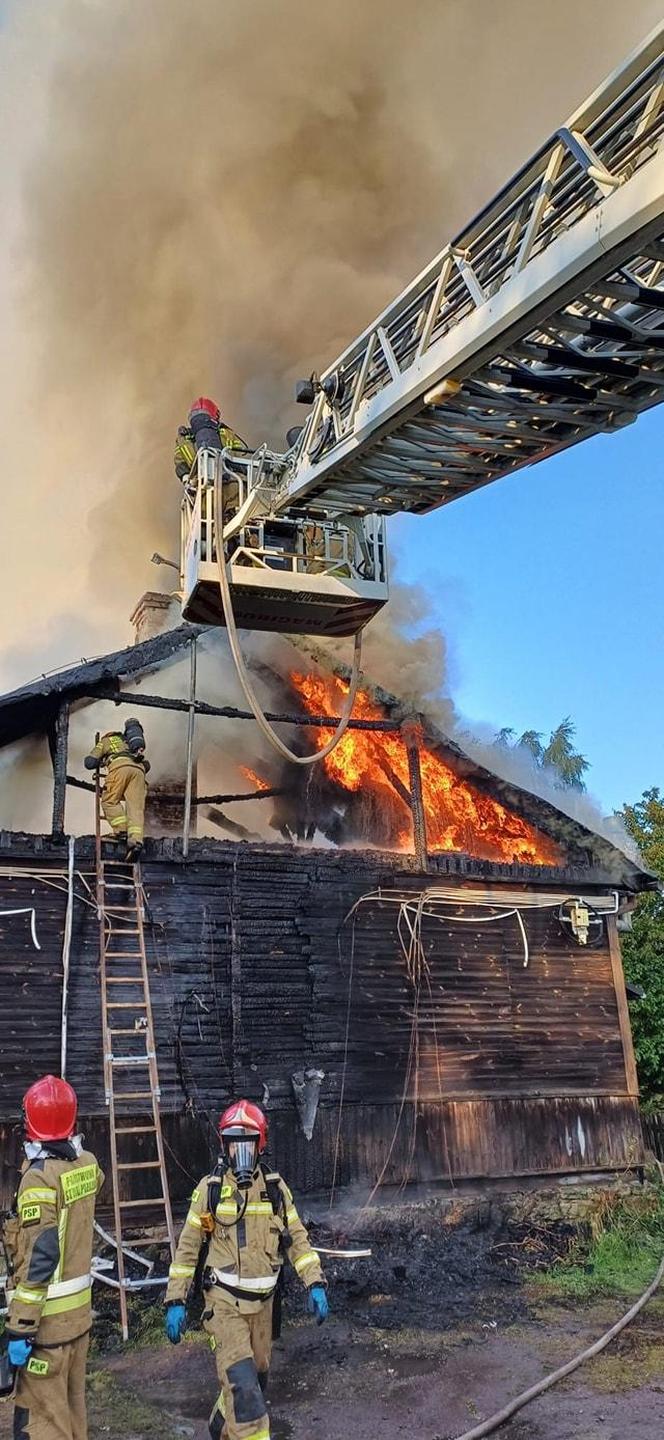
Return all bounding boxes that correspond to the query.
[95,819,175,1340]
[279,25,664,517]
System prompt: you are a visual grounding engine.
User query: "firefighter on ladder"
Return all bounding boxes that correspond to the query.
[84,717,150,859]
[164,1099,329,1440]
[2,1075,103,1440]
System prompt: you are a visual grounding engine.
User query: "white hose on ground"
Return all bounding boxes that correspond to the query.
[215,467,363,766]
[451,1252,664,1440]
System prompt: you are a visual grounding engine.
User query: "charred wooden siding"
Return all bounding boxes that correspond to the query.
[0,836,643,1201]
[64,859,234,1114]
[338,900,627,1101]
[0,872,65,1110]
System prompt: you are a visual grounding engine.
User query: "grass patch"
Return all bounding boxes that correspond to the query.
[87,1368,187,1439]
[536,1185,664,1300]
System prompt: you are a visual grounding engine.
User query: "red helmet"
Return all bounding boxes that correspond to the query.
[189,396,220,424]
[23,1075,78,1142]
[219,1099,268,1153]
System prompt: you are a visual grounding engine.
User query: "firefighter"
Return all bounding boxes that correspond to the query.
[3,1075,103,1440]
[84,717,150,859]
[174,397,245,484]
[164,1099,329,1440]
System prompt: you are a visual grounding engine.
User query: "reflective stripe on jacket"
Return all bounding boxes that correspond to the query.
[85,733,147,776]
[4,1150,103,1344]
[165,1167,324,1312]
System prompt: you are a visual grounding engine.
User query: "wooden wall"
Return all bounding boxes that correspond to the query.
[0,837,643,1204]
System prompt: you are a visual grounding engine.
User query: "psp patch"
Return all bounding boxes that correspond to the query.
[20,1204,41,1225]
[26,1357,49,1376]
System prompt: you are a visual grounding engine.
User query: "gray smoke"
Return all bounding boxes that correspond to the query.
[0,0,660,686]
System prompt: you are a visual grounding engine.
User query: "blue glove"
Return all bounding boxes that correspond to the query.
[8,1338,33,1368]
[307,1284,329,1325]
[165,1303,186,1344]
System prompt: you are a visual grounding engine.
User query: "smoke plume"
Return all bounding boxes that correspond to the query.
[0,0,661,687]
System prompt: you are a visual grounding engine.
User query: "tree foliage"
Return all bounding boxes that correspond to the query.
[496,716,589,791]
[620,788,664,1108]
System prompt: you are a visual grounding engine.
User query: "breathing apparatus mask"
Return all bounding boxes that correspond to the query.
[221,1127,260,1190]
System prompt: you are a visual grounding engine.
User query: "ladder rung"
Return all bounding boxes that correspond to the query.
[119,1234,171,1246]
[111,1057,151,1066]
[109,1028,148,1036]
[105,952,143,959]
[107,1002,147,1008]
[105,905,139,911]
[117,1161,162,1170]
[106,978,146,984]
[113,1090,154,1100]
[118,1198,167,1208]
[115,1125,157,1134]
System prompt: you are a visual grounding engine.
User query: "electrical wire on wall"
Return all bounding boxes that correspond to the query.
[335,885,621,1217]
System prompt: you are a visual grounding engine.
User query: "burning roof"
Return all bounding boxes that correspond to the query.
[236,661,651,889]
[0,623,653,891]
[287,671,561,866]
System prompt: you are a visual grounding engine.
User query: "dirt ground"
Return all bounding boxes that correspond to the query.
[2,1203,663,1439]
[83,1296,664,1440]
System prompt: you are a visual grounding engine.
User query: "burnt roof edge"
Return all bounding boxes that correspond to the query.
[0,622,204,748]
[0,830,655,893]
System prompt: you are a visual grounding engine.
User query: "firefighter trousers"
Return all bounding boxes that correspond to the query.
[204,1296,273,1440]
[13,1332,90,1440]
[101,763,146,845]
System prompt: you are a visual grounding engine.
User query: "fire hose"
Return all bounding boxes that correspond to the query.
[450,1251,664,1440]
[215,465,362,766]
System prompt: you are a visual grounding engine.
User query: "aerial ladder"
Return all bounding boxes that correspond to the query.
[180,23,664,757]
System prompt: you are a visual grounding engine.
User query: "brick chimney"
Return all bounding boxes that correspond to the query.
[129,591,181,645]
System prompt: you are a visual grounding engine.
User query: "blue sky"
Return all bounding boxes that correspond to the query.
[391,405,664,814]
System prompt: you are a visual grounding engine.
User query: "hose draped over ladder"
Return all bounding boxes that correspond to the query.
[215,467,363,766]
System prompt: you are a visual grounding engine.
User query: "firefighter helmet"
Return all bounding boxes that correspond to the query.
[189,396,220,424]
[218,1099,268,1152]
[23,1075,78,1141]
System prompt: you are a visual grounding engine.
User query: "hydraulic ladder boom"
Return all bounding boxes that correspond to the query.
[275,24,664,520]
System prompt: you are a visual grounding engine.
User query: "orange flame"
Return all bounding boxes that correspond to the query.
[291,671,561,866]
[240,765,270,793]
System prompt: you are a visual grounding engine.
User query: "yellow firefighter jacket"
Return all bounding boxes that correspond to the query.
[174,425,244,481]
[4,1147,104,1345]
[165,1166,324,1314]
[85,732,148,777]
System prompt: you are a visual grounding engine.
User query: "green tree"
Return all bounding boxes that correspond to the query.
[496,716,589,791]
[621,787,664,1107]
